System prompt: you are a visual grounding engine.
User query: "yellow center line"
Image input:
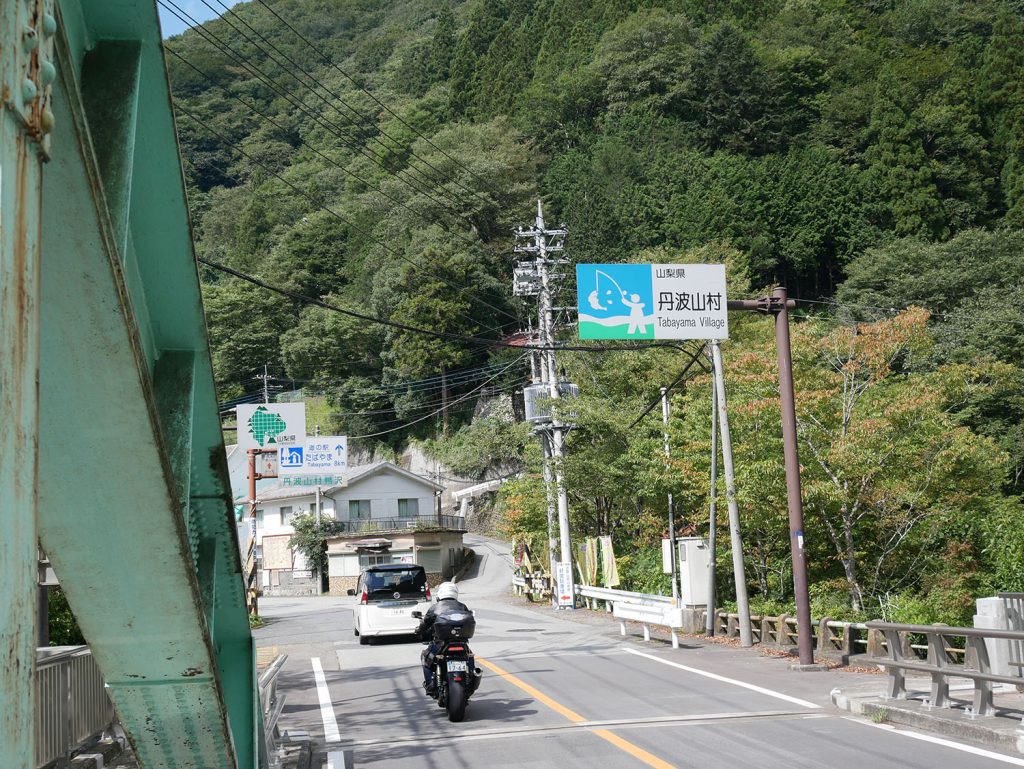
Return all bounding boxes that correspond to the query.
[477,656,677,769]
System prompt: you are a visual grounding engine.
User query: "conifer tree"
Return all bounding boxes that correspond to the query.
[981,6,1024,225]
[428,2,457,83]
[865,71,946,238]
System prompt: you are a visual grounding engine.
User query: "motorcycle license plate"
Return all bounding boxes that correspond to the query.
[446,660,468,672]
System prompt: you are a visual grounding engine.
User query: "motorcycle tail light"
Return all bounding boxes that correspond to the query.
[448,645,465,651]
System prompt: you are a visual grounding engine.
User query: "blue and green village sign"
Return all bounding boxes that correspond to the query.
[575,263,729,340]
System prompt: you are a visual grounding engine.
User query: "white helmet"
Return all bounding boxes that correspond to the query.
[436,582,459,601]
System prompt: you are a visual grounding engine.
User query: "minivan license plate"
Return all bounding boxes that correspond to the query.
[446,660,467,672]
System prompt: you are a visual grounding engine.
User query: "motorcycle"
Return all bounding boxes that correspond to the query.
[412,609,482,722]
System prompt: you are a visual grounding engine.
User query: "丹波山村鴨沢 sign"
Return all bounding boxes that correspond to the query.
[576,263,728,340]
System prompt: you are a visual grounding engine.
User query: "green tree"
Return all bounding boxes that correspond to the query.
[865,70,947,238]
[289,514,346,586]
[429,2,457,82]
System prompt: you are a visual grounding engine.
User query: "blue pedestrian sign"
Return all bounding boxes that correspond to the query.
[576,263,728,340]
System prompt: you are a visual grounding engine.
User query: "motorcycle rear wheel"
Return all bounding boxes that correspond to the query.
[446,679,467,722]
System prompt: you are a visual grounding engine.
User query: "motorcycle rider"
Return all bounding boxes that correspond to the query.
[416,581,471,695]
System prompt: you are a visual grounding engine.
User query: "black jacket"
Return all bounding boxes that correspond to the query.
[417,597,471,640]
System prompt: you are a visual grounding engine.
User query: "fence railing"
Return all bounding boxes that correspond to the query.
[334,514,465,534]
[866,621,1024,724]
[259,654,288,769]
[36,646,116,769]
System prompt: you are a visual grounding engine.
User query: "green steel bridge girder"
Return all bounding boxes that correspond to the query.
[2,2,257,767]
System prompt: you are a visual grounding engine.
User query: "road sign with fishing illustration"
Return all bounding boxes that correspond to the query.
[575,263,728,340]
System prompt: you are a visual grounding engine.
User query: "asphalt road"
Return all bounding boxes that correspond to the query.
[254,536,1024,769]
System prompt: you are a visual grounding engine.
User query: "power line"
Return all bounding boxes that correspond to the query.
[172,104,520,336]
[163,46,498,262]
[197,253,701,355]
[349,356,526,439]
[194,0,485,214]
[159,0,488,242]
[250,0,503,203]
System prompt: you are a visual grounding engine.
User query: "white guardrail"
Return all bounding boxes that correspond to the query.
[575,585,685,648]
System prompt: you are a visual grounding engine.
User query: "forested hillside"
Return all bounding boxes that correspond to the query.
[168,0,1024,619]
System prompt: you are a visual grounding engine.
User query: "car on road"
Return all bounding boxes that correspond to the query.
[349,563,432,644]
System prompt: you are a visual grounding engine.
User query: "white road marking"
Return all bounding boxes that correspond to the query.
[847,718,1024,766]
[623,647,821,709]
[311,657,341,743]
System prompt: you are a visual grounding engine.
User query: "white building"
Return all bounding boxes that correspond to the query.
[236,461,459,595]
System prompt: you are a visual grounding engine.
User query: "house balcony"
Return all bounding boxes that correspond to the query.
[335,514,465,534]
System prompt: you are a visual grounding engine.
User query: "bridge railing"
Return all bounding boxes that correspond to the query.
[866,621,1024,725]
[35,646,115,769]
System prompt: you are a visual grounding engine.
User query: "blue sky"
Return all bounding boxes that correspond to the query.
[158,1,245,38]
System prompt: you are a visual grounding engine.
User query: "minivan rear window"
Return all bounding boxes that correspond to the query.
[364,568,427,599]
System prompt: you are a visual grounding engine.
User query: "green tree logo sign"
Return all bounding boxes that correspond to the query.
[247,406,288,446]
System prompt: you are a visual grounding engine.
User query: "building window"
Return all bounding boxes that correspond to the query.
[255,509,264,528]
[349,500,371,519]
[281,506,294,525]
[359,554,391,567]
[397,498,418,519]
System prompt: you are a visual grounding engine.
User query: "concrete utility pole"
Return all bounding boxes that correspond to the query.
[515,201,575,607]
[711,340,753,647]
[661,387,680,607]
[706,379,719,636]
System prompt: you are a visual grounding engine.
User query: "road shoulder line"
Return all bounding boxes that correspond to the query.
[623,647,821,710]
[311,657,342,743]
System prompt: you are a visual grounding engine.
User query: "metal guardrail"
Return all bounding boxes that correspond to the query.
[35,646,116,769]
[258,654,288,769]
[867,621,1024,721]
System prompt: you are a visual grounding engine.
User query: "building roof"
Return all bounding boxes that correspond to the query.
[234,461,443,504]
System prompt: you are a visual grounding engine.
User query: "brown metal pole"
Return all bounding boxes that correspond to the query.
[248,448,258,617]
[773,287,815,665]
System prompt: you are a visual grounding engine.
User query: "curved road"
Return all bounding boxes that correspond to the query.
[254,535,1024,769]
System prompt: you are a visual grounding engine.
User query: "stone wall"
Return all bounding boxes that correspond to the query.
[330,572,444,596]
[329,575,359,596]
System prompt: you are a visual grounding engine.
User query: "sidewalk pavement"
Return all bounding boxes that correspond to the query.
[504,592,1024,755]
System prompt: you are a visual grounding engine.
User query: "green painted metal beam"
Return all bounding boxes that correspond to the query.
[3,1,258,767]
[0,0,50,762]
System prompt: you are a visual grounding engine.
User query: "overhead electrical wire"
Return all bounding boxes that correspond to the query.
[162,46,510,268]
[197,251,705,355]
[191,0,481,216]
[159,0,489,242]
[171,103,519,337]
[207,0,494,209]
[249,0,503,203]
[348,356,527,439]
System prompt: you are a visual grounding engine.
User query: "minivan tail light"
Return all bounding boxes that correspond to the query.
[425,586,431,600]
[359,591,368,605]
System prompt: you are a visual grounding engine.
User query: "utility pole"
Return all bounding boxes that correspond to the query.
[773,287,815,666]
[515,200,575,608]
[725,291,816,667]
[255,363,273,404]
[661,387,679,607]
[706,375,719,636]
[710,340,752,647]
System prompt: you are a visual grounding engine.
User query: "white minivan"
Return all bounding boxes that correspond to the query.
[349,564,431,644]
